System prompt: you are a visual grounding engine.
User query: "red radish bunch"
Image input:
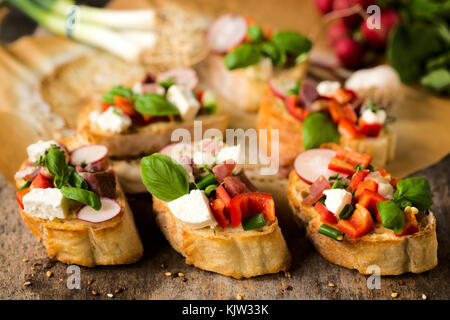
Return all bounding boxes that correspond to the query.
[361,8,400,48]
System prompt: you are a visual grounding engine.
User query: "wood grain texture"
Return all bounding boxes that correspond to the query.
[0,155,448,300]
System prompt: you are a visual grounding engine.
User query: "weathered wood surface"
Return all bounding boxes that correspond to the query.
[0,155,448,300]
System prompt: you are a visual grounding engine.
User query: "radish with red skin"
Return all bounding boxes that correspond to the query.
[156,68,198,90]
[335,37,364,68]
[77,198,121,223]
[361,8,400,48]
[327,20,349,46]
[70,145,108,167]
[315,0,334,14]
[333,0,375,27]
[207,14,247,53]
[294,149,343,184]
[269,78,299,99]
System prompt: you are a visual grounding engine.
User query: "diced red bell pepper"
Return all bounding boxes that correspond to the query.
[210,198,230,228]
[327,99,344,123]
[101,102,110,112]
[391,178,400,188]
[333,89,356,104]
[285,95,307,121]
[16,187,31,210]
[229,192,275,227]
[336,204,374,238]
[358,118,382,137]
[377,169,392,182]
[395,211,419,237]
[245,16,256,26]
[315,202,338,225]
[195,90,204,103]
[31,173,54,189]
[262,26,273,39]
[355,179,378,198]
[113,96,138,116]
[342,103,357,123]
[216,185,231,208]
[349,170,369,191]
[328,157,356,175]
[357,189,386,222]
[336,147,372,168]
[338,118,359,140]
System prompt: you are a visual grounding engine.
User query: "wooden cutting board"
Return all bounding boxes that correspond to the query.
[0,155,448,300]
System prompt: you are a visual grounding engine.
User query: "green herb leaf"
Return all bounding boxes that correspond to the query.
[421,68,450,93]
[303,112,340,149]
[271,31,312,57]
[102,85,134,104]
[394,177,433,211]
[242,213,266,231]
[259,41,284,66]
[68,167,88,189]
[247,25,264,42]
[224,43,261,70]
[377,200,405,234]
[134,93,180,116]
[287,81,301,95]
[60,186,101,210]
[158,79,175,91]
[140,153,190,202]
[18,180,32,191]
[45,148,70,188]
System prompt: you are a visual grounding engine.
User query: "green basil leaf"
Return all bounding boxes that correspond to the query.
[134,93,180,116]
[421,68,450,93]
[60,186,101,210]
[45,149,70,188]
[247,25,264,42]
[303,112,340,149]
[102,85,134,104]
[377,200,405,234]
[224,43,261,70]
[68,167,88,189]
[140,153,189,202]
[158,79,175,91]
[271,31,312,57]
[394,177,433,211]
[426,52,450,72]
[259,41,284,66]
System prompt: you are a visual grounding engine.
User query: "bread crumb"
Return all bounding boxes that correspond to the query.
[46,271,53,278]
[178,272,185,277]
[165,272,172,276]
[391,292,398,298]
[335,289,340,293]
[328,282,335,287]
[181,277,187,282]
[107,293,114,298]
[286,285,293,291]
[422,294,427,300]
[91,290,98,296]
[23,281,31,287]
[236,294,244,300]
[115,288,123,294]
[284,271,291,278]
[398,280,404,285]
[22,258,28,263]
[88,279,94,285]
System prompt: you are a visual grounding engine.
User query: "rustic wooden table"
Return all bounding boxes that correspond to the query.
[1,155,448,300]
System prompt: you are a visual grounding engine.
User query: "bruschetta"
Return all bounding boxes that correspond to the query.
[257,79,396,169]
[14,134,143,267]
[196,14,310,112]
[287,146,437,275]
[77,67,229,193]
[141,139,291,278]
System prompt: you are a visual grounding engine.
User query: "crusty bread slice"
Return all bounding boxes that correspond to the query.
[153,197,291,279]
[287,170,438,275]
[257,88,396,168]
[196,54,308,112]
[15,134,143,267]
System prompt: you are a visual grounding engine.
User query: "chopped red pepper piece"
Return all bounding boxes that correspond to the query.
[336,204,374,238]
[349,170,369,191]
[357,189,386,222]
[328,157,356,175]
[101,102,110,112]
[31,173,54,189]
[229,192,275,227]
[216,185,231,208]
[16,187,31,210]
[333,88,356,104]
[113,96,137,116]
[285,95,307,121]
[336,147,372,168]
[355,179,378,198]
[315,202,338,225]
[327,99,344,123]
[342,103,357,123]
[395,211,419,237]
[338,118,359,139]
[391,178,400,188]
[210,198,230,228]
[358,118,382,137]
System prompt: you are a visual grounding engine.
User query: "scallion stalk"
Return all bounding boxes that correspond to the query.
[196,173,217,190]
[318,224,344,241]
[242,213,266,231]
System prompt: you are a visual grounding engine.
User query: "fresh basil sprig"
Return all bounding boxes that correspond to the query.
[102,85,134,104]
[134,93,180,116]
[302,112,340,149]
[259,41,284,66]
[393,177,433,211]
[140,153,189,202]
[45,148,70,188]
[271,31,312,57]
[247,25,264,42]
[61,186,101,211]
[377,200,405,234]
[225,43,261,70]
[68,167,88,189]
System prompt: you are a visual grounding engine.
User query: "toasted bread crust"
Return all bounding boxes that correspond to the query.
[16,134,143,266]
[196,54,308,112]
[257,88,396,168]
[77,102,229,158]
[153,197,291,279]
[287,171,438,275]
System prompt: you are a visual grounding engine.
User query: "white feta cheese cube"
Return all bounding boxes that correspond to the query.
[132,82,143,94]
[216,145,243,173]
[22,188,70,220]
[167,189,217,229]
[94,106,132,133]
[193,152,216,167]
[316,81,341,97]
[27,140,59,162]
[323,189,353,215]
[365,172,394,199]
[361,107,387,125]
[166,84,200,121]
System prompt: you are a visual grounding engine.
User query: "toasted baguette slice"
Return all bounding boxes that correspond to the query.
[257,88,396,168]
[196,54,308,112]
[287,171,438,275]
[153,197,291,279]
[15,134,143,267]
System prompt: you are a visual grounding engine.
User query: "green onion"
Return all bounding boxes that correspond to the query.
[242,213,266,231]
[318,224,344,241]
[18,181,32,191]
[196,173,217,190]
[338,204,355,220]
[204,184,218,196]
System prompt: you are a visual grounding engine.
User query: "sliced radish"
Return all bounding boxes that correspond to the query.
[159,143,192,164]
[269,77,300,99]
[156,68,198,90]
[207,14,247,53]
[77,198,121,223]
[70,145,108,167]
[294,148,343,184]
